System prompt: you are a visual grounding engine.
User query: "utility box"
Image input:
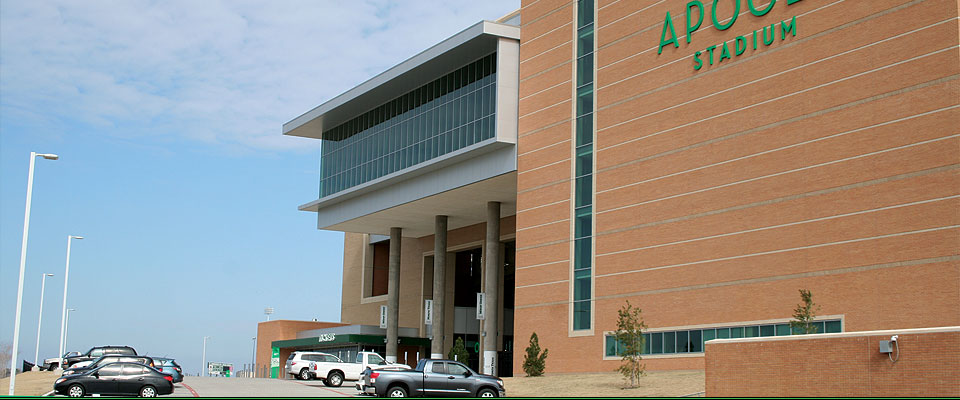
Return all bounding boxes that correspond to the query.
[879,340,893,354]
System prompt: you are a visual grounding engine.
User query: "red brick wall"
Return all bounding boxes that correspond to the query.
[705,327,960,396]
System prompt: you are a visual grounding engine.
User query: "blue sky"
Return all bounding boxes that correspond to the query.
[1,0,518,375]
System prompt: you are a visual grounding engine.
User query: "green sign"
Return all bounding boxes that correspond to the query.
[270,347,280,379]
[657,0,803,70]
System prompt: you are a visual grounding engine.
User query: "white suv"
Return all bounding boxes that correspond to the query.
[285,351,339,380]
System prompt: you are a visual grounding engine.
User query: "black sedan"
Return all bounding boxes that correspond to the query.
[54,362,174,397]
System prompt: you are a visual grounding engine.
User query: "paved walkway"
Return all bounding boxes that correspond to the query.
[170,377,359,397]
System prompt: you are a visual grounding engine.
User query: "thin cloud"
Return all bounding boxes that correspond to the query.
[0,0,519,152]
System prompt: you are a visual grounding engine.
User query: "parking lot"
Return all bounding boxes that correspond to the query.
[168,377,362,397]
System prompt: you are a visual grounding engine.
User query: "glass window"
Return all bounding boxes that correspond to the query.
[578,0,594,28]
[744,326,759,337]
[716,328,730,339]
[730,327,744,339]
[98,364,122,377]
[605,336,617,357]
[663,332,676,353]
[643,333,651,354]
[577,55,594,87]
[651,332,663,354]
[575,176,593,207]
[825,320,842,333]
[431,363,446,374]
[576,145,593,177]
[91,349,104,357]
[702,329,716,348]
[122,365,146,376]
[447,363,468,376]
[577,27,594,58]
[689,330,702,352]
[576,114,593,146]
[760,325,776,337]
[574,237,591,271]
[574,270,590,300]
[574,206,592,239]
[776,324,791,336]
[576,85,593,116]
[573,300,590,330]
[677,331,689,353]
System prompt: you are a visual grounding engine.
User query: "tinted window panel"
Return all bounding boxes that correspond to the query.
[447,363,468,376]
[98,364,122,376]
[432,363,445,374]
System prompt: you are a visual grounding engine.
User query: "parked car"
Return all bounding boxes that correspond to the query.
[62,355,155,376]
[363,359,504,397]
[153,357,183,383]
[64,346,137,368]
[288,351,409,386]
[54,362,174,397]
[42,351,80,370]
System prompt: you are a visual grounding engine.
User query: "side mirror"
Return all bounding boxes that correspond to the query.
[379,361,387,365]
[93,372,99,378]
[463,371,472,377]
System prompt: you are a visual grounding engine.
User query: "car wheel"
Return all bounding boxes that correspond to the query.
[50,363,59,370]
[387,386,407,397]
[299,368,312,381]
[139,385,157,397]
[478,388,498,397]
[326,371,344,387]
[67,384,85,397]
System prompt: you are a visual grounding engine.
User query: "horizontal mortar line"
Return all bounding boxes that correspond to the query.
[517,198,570,214]
[519,98,572,119]
[516,278,569,290]
[596,195,960,257]
[595,0,669,51]
[594,225,960,279]
[597,0,624,11]
[517,176,570,195]
[596,134,960,215]
[517,237,570,252]
[596,45,960,153]
[596,17,957,123]
[519,79,572,101]
[597,28,957,137]
[517,259,569,271]
[518,158,570,176]
[516,217,570,232]
[520,0,544,12]
[521,0,573,29]
[596,1,939,112]
[520,59,572,84]
[595,104,960,194]
[519,117,572,139]
[518,138,571,157]
[513,255,960,310]
[594,164,960,238]
[594,255,960,302]
[520,39,573,65]
[594,76,960,176]
[598,0,845,70]
[598,0,665,28]
[521,21,573,46]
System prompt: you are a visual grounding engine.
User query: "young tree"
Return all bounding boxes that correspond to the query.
[615,300,646,388]
[521,332,548,376]
[790,289,821,334]
[447,337,470,364]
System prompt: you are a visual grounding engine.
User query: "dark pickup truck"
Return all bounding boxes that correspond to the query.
[361,359,505,397]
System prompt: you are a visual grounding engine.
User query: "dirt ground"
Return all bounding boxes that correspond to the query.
[502,370,705,397]
[0,370,59,396]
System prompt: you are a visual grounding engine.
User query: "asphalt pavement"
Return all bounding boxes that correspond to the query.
[169,376,360,397]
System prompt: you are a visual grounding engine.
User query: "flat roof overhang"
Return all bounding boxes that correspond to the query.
[282,20,520,139]
[272,335,431,350]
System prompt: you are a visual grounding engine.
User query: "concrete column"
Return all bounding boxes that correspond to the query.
[431,216,448,359]
[386,227,402,363]
[483,202,500,375]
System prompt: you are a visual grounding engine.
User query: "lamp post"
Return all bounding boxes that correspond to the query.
[264,308,274,321]
[33,273,55,367]
[57,235,84,361]
[63,309,76,351]
[251,337,257,378]
[202,336,210,377]
[9,151,58,396]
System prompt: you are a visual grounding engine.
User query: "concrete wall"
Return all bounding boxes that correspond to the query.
[255,320,348,378]
[515,0,960,373]
[705,327,960,396]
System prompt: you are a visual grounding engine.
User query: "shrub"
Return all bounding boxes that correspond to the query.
[522,332,548,376]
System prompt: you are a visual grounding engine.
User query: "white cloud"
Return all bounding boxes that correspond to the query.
[0,0,519,152]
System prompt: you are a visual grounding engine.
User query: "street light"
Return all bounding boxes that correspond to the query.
[202,336,210,377]
[58,235,83,361]
[33,273,55,367]
[9,151,58,396]
[264,308,274,321]
[63,309,76,351]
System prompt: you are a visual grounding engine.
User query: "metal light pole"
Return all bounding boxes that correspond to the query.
[202,336,210,377]
[57,235,84,361]
[33,273,55,366]
[63,309,76,351]
[250,337,256,378]
[264,308,273,321]
[9,151,58,396]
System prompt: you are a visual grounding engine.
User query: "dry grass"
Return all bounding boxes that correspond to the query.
[502,370,704,397]
[0,370,59,396]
